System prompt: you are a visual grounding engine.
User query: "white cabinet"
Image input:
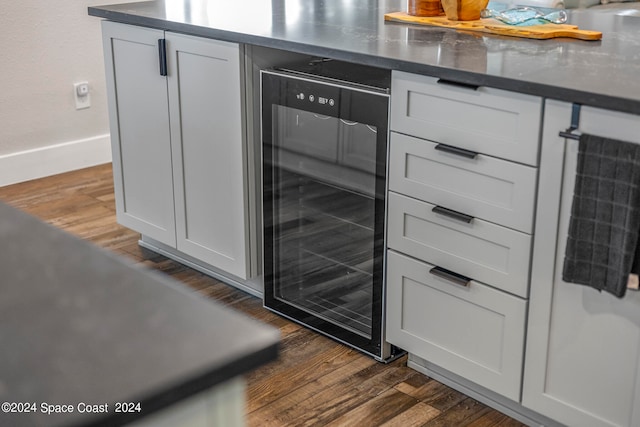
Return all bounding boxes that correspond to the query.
[387,192,532,297]
[386,70,541,402]
[102,21,251,280]
[102,23,175,246]
[167,33,249,279]
[391,71,542,166]
[523,100,640,427]
[388,132,538,234]
[387,250,527,401]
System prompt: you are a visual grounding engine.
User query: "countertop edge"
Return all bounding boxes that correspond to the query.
[85,342,279,426]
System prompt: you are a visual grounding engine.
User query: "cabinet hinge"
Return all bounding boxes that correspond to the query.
[158,39,167,76]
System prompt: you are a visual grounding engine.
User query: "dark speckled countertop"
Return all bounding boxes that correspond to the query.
[0,201,279,427]
[89,0,640,114]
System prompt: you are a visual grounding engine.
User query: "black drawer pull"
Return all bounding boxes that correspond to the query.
[158,39,167,76]
[432,205,474,224]
[435,143,478,159]
[436,78,480,91]
[429,266,471,287]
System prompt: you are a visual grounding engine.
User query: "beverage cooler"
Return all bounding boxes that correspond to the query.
[261,60,401,361]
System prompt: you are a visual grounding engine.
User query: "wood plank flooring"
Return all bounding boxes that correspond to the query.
[0,164,526,427]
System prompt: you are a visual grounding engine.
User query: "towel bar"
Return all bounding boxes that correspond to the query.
[558,103,582,140]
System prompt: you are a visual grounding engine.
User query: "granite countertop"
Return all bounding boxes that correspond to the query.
[0,202,279,427]
[89,0,640,115]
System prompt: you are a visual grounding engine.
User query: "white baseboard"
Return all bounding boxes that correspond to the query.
[0,134,112,187]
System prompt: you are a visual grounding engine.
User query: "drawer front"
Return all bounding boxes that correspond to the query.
[386,250,527,401]
[389,132,537,234]
[387,192,531,297]
[390,71,542,166]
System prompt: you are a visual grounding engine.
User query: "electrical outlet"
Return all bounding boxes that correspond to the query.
[74,82,90,110]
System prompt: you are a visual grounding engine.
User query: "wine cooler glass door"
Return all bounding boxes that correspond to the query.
[262,70,389,359]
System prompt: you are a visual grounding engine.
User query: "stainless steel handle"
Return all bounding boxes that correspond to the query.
[429,266,471,287]
[432,206,474,224]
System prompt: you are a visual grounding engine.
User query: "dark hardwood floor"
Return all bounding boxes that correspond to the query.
[0,164,526,427]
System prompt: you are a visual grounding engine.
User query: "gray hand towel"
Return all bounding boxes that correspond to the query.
[562,133,640,298]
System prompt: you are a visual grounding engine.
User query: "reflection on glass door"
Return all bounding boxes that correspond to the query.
[272,105,378,338]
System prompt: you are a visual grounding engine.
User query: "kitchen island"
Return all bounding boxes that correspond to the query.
[89,2,640,426]
[0,201,279,427]
[89,0,640,114]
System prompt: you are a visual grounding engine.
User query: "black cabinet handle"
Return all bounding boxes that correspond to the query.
[432,205,474,223]
[429,266,472,287]
[158,39,167,76]
[434,143,478,159]
[436,78,480,91]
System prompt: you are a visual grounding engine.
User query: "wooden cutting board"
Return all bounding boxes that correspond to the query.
[384,11,602,40]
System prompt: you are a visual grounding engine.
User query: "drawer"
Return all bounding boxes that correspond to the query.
[387,192,531,297]
[389,132,537,234]
[385,250,527,401]
[390,71,542,166]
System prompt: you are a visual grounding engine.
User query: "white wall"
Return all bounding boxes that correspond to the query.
[0,0,144,186]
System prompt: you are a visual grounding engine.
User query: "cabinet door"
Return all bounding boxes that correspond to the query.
[523,100,640,427]
[166,33,249,279]
[386,250,527,401]
[390,71,542,166]
[387,192,532,297]
[388,132,538,234]
[102,21,176,246]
